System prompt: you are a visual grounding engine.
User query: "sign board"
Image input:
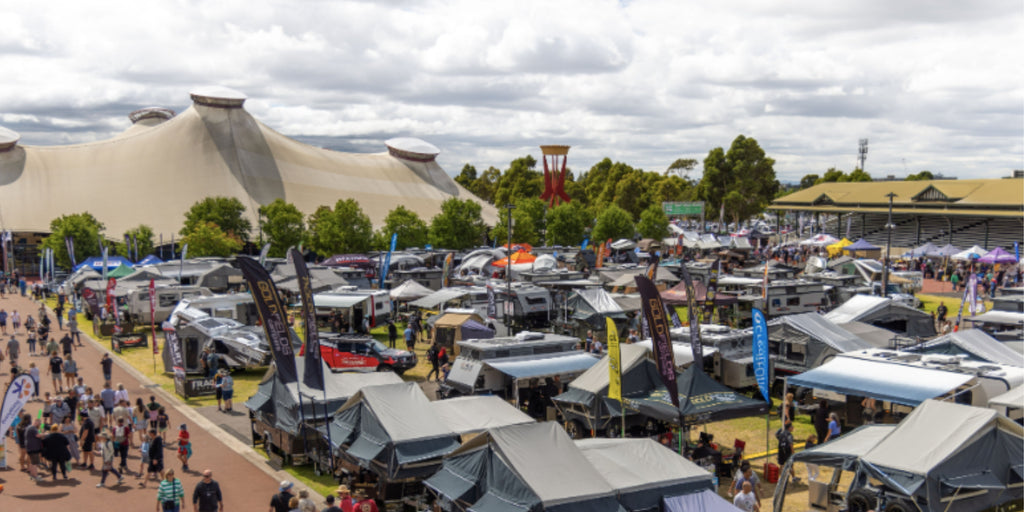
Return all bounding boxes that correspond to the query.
[174,374,217,398]
[111,332,148,354]
[662,201,704,216]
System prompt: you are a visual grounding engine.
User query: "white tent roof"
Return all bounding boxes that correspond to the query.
[988,385,1024,410]
[576,438,712,493]
[338,382,452,443]
[0,90,497,237]
[568,343,649,393]
[389,279,434,301]
[787,356,974,406]
[952,245,988,261]
[862,399,1023,475]
[430,395,533,435]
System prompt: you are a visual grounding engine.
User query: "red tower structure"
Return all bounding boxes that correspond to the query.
[539,145,571,207]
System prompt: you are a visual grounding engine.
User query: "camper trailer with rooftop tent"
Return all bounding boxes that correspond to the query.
[729,279,833,326]
[169,293,257,327]
[439,332,597,404]
[313,289,393,331]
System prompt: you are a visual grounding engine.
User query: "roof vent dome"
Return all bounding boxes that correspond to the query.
[0,126,20,152]
[385,137,440,162]
[189,86,247,108]
[129,107,176,124]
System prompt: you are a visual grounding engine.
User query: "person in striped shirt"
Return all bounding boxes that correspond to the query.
[156,468,185,512]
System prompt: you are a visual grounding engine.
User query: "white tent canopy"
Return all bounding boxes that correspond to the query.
[952,245,988,261]
[389,279,434,301]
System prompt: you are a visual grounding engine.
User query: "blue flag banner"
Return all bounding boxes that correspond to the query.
[752,308,770,403]
[581,237,589,251]
[379,233,398,288]
[1016,242,1020,263]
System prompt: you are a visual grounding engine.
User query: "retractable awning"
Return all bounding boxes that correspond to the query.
[486,352,599,380]
[787,357,973,406]
[314,294,366,309]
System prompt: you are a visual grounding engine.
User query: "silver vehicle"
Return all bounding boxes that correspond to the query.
[168,300,299,372]
[125,285,211,325]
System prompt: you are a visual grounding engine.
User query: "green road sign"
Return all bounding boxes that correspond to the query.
[662,201,703,216]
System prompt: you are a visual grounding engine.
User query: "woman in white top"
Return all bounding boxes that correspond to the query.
[113,383,129,405]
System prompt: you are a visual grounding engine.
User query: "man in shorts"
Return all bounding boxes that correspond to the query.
[25,418,44,482]
[5,335,19,367]
[47,351,64,393]
[217,369,234,412]
[62,354,78,389]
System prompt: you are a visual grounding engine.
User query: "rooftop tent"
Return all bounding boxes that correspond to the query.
[195,263,244,291]
[382,253,427,271]
[577,438,714,512]
[952,245,987,261]
[118,266,165,282]
[660,280,738,307]
[827,238,853,257]
[136,254,164,266]
[273,265,350,294]
[610,239,637,251]
[904,329,1023,366]
[493,251,536,267]
[245,359,402,436]
[430,395,534,437]
[664,489,743,512]
[409,287,472,309]
[902,242,939,259]
[786,356,973,406]
[555,343,651,412]
[460,320,495,340]
[697,234,721,250]
[532,254,558,272]
[824,294,936,338]
[730,237,754,250]
[606,267,680,287]
[329,382,460,480]
[66,266,101,288]
[860,400,1024,511]
[609,293,642,313]
[74,255,134,272]
[424,422,622,512]
[106,264,135,278]
[979,246,1018,265]
[566,288,627,328]
[389,279,434,301]
[767,313,873,368]
[929,244,961,257]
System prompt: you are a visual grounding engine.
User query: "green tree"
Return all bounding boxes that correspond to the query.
[181,196,252,242]
[117,225,155,260]
[489,198,546,247]
[906,170,935,181]
[592,205,635,242]
[636,205,670,240]
[666,158,698,179]
[305,199,373,256]
[613,171,646,220]
[181,221,243,257]
[546,202,590,247]
[493,156,543,207]
[429,198,487,250]
[40,212,105,270]
[375,205,428,250]
[846,168,872,182]
[469,166,501,203]
[816,167,846,184]
[258,199,306,258]
[696,135,780,226]
[454,164,477,189]
[799,174,820,189]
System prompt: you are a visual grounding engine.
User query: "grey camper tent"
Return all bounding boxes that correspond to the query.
[767,313,873,375]
[424,422,623,512]
[774,400,1024,512]
[825,295,936,339]
[903,329,1022,366]
[328,382,461,480]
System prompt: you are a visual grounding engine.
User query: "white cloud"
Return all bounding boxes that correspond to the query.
[0,0,1021,182]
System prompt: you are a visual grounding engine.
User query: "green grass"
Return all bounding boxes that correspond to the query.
[916,292,992,317]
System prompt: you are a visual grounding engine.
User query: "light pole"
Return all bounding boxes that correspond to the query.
[505,203,515,336]
[882,192,896,297]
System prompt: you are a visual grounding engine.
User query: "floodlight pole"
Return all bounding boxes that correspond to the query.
[882,192,896,297]
[505,203,515,336]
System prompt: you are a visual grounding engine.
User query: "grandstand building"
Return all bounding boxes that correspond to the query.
[768,178,1024,251]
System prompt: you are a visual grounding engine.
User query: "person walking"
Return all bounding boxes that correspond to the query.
[176,423,192,471]
[41,424,71,480]
[142,428,165,488]
[47,351,64,393]
[60,415,81,464]
[426,343,440,381]
[387,321,397,349]
[824,412,842,442]
[156,468,186,512]
[193,468,224,512]
[101,353,114,383]
[25,417,45,482]
[813,399,829,445]
[96,432,124,488]
[270,480,297,512]
[62,354,78,389]
[403,323,415,352]
[5,335,19,367]
[79,412,97,469]
[775,421,798,484]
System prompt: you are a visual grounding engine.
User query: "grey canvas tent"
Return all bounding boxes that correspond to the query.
[424,422,623,512]
[273,265,350,294]
[245,359,403,436]
[825,295,936,338]
[566,287,627,329]
[904,329,1022,366]
[431,395,534,437]
[858,400,1024,511]
[767,313,872,372]
[389,279,434,302]
[329,382,461,480]
[576,438,714,512]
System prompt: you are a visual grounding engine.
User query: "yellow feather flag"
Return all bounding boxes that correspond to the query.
[607,316,622,402]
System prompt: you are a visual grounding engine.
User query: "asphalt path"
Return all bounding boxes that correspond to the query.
[0,290,312,512]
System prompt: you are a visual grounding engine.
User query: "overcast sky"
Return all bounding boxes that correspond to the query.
[1,0,1021,182]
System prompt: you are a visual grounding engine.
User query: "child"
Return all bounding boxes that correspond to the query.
[175,424,192,472]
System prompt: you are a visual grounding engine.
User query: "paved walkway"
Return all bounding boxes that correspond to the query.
[0,291,322,511]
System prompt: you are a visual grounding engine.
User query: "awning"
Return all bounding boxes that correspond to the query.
[663,489,742,512]
[966,311,1024,326]
[411,288,471,309]
[314,294,366,309]
[788,356,973,406]
[486,353,599,380]
[988,385,1024,410]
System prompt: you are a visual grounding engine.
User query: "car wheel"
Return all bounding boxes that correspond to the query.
[884,498,915,512]
[376,364,393,373]
[847,488,878,512]
[564,420,586,440]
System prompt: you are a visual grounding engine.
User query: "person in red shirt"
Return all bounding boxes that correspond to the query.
[335,484,354,512]
[175,423,192,471]
[353,490,378,512]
